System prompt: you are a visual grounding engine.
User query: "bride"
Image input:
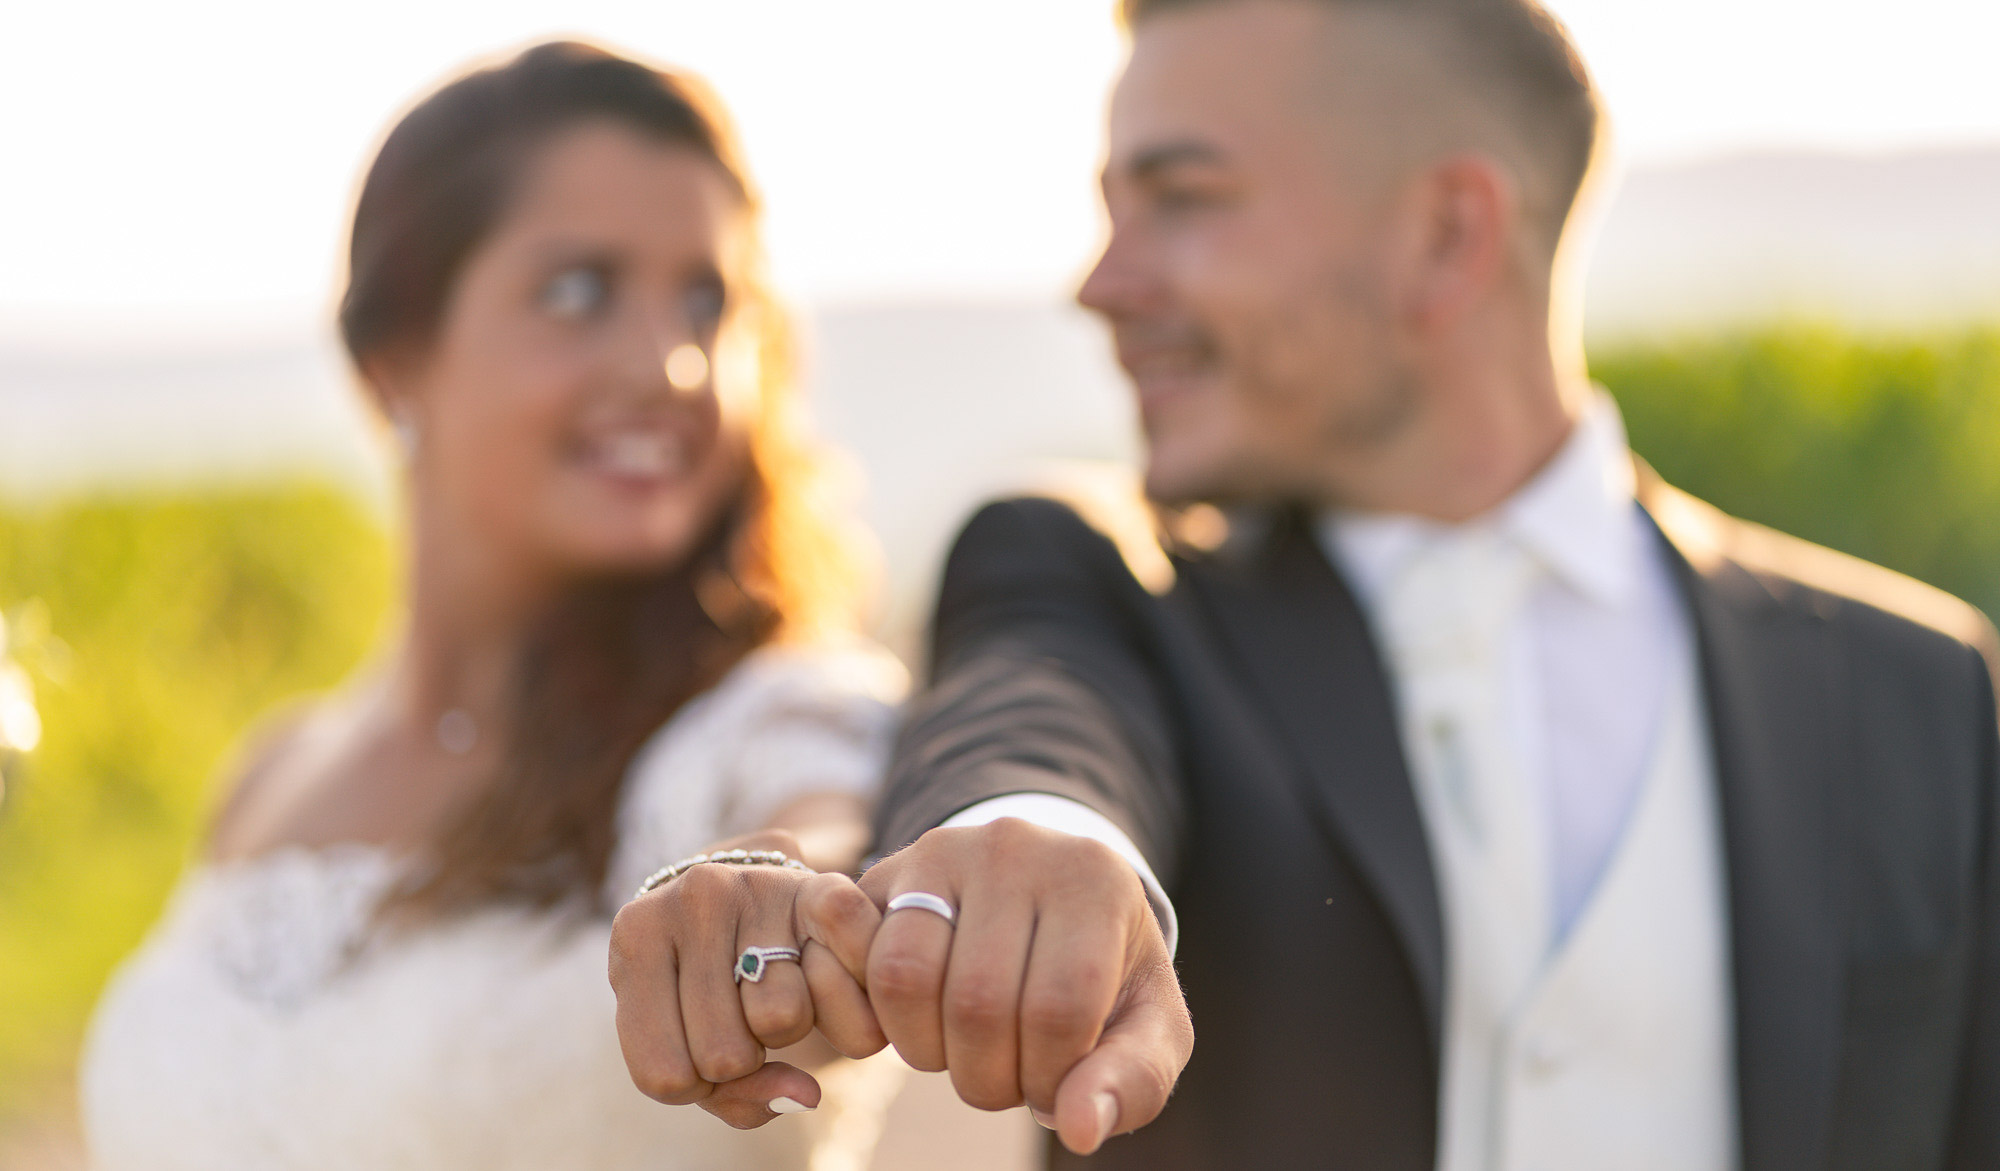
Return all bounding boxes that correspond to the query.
[82,41,904,1170]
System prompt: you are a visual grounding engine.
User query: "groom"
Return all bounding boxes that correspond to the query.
[613,0,2000,1166]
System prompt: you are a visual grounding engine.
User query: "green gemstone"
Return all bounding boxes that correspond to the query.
[740,954,760,977]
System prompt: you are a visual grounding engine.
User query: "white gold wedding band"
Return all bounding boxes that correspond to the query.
[885,891,957,925]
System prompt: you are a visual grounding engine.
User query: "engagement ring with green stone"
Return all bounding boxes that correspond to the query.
[735,946,803,984]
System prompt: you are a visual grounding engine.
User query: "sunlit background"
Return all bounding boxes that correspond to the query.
[3,1,1998,1166]
[6,0,2000,319]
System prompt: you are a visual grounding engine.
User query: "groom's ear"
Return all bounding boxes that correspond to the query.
[1398,154,1517,333]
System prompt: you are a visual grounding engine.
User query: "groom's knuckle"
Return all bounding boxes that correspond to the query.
[1059,836,1127,888]
[869,947,939,1002]
[1020,988,1095,1044]
[1061,947,1117,995]
[952,1069,1022,1113]
[909,824,965,855]
[945,976,1014,1034]
[811,878,872,932]
[979,816,1040,860]
[827,878,876,923]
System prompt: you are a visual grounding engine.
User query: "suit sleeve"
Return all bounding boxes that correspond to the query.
[873,497,1189,887]
[1949,642,2000,1167]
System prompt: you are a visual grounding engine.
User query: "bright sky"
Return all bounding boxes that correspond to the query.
[2,0,1996,328]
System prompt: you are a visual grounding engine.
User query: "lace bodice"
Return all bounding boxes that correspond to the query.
[80,641,907,1171]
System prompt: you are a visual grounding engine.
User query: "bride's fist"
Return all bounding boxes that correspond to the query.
[609,830,887,1128]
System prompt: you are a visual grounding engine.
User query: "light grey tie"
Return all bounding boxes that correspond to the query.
[1375,526,1551,991]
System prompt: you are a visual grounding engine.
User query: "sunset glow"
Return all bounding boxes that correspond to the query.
[2,0,1995,327]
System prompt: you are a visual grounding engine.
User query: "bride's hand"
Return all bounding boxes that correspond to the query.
[609,830,888,1128]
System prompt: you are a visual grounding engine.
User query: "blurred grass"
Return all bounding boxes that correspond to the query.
[1599,324,2000,621]
[0,485,394,1125]
[0,323,1996,1141]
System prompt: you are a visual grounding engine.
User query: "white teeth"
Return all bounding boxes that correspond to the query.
[599,432,687,478]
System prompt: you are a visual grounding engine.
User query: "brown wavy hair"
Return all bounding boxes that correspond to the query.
[339,40,857,920]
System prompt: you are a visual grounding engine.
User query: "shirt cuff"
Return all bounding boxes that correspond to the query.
[940,793,1179,956]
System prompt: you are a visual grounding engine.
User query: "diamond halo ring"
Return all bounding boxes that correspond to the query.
[735,945,803,984]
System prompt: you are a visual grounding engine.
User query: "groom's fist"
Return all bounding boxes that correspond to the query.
[858,819,1193,1156]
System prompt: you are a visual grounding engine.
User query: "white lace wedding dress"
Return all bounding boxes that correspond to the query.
[80,642,908,1171]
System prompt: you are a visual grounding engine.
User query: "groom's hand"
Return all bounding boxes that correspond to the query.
[609,831,888,1129]
[858,818,1192,1156]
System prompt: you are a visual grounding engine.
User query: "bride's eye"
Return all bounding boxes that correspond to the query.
[538,266,609,321]
[683,280,726,335]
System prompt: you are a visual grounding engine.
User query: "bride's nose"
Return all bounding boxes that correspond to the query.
[617,298,710,399]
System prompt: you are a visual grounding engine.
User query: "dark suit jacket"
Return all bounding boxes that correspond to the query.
[876,479,2000,1170]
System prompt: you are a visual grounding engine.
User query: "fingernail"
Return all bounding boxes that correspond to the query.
[1029,1107,1058,1130]
[1091,1091,1120,1146]
[769,1097,814,1114]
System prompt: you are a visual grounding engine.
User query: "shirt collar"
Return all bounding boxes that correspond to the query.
[1319,390,1643,612]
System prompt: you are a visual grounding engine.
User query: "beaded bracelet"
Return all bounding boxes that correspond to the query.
[633,848,812,900]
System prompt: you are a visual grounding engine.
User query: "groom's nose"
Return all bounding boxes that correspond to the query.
[1077,223,1162,323]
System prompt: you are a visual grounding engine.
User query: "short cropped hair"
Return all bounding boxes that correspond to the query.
[1122,0,1602,250]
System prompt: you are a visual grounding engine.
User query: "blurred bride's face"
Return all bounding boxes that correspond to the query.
[386,120,758,579]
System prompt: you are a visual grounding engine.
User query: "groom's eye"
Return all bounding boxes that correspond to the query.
[1149,181,1228,217]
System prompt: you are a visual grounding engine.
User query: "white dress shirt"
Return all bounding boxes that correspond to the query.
[1322,392,1687,940]
[1323,394,1735,1170]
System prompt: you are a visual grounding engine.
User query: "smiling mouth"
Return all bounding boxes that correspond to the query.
[1113,320,1221,388]
[1124,346,1215,383]
[578,430,692,481]
[1117,336,1222,427]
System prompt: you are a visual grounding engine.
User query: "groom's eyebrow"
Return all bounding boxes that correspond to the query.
[1118,140,1230,185]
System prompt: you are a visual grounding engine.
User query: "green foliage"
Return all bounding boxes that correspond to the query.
[1597,326,2000,623]
[0,485,393,1119]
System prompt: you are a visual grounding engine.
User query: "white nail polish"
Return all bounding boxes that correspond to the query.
[1029,1107,1057,1130]
[1091,1092,1120,1144]
[769,1097,814,1114]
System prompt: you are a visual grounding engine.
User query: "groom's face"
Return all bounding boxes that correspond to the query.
[1080,0,1426,507]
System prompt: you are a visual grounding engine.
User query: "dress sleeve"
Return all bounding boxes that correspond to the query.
[609,639,908,903]
[711,640,909,841]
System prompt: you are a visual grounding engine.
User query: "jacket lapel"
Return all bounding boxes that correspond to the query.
[1184,508,1446,1050]
[1648,489,1847,1171]
[1179,485,1847,1161]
